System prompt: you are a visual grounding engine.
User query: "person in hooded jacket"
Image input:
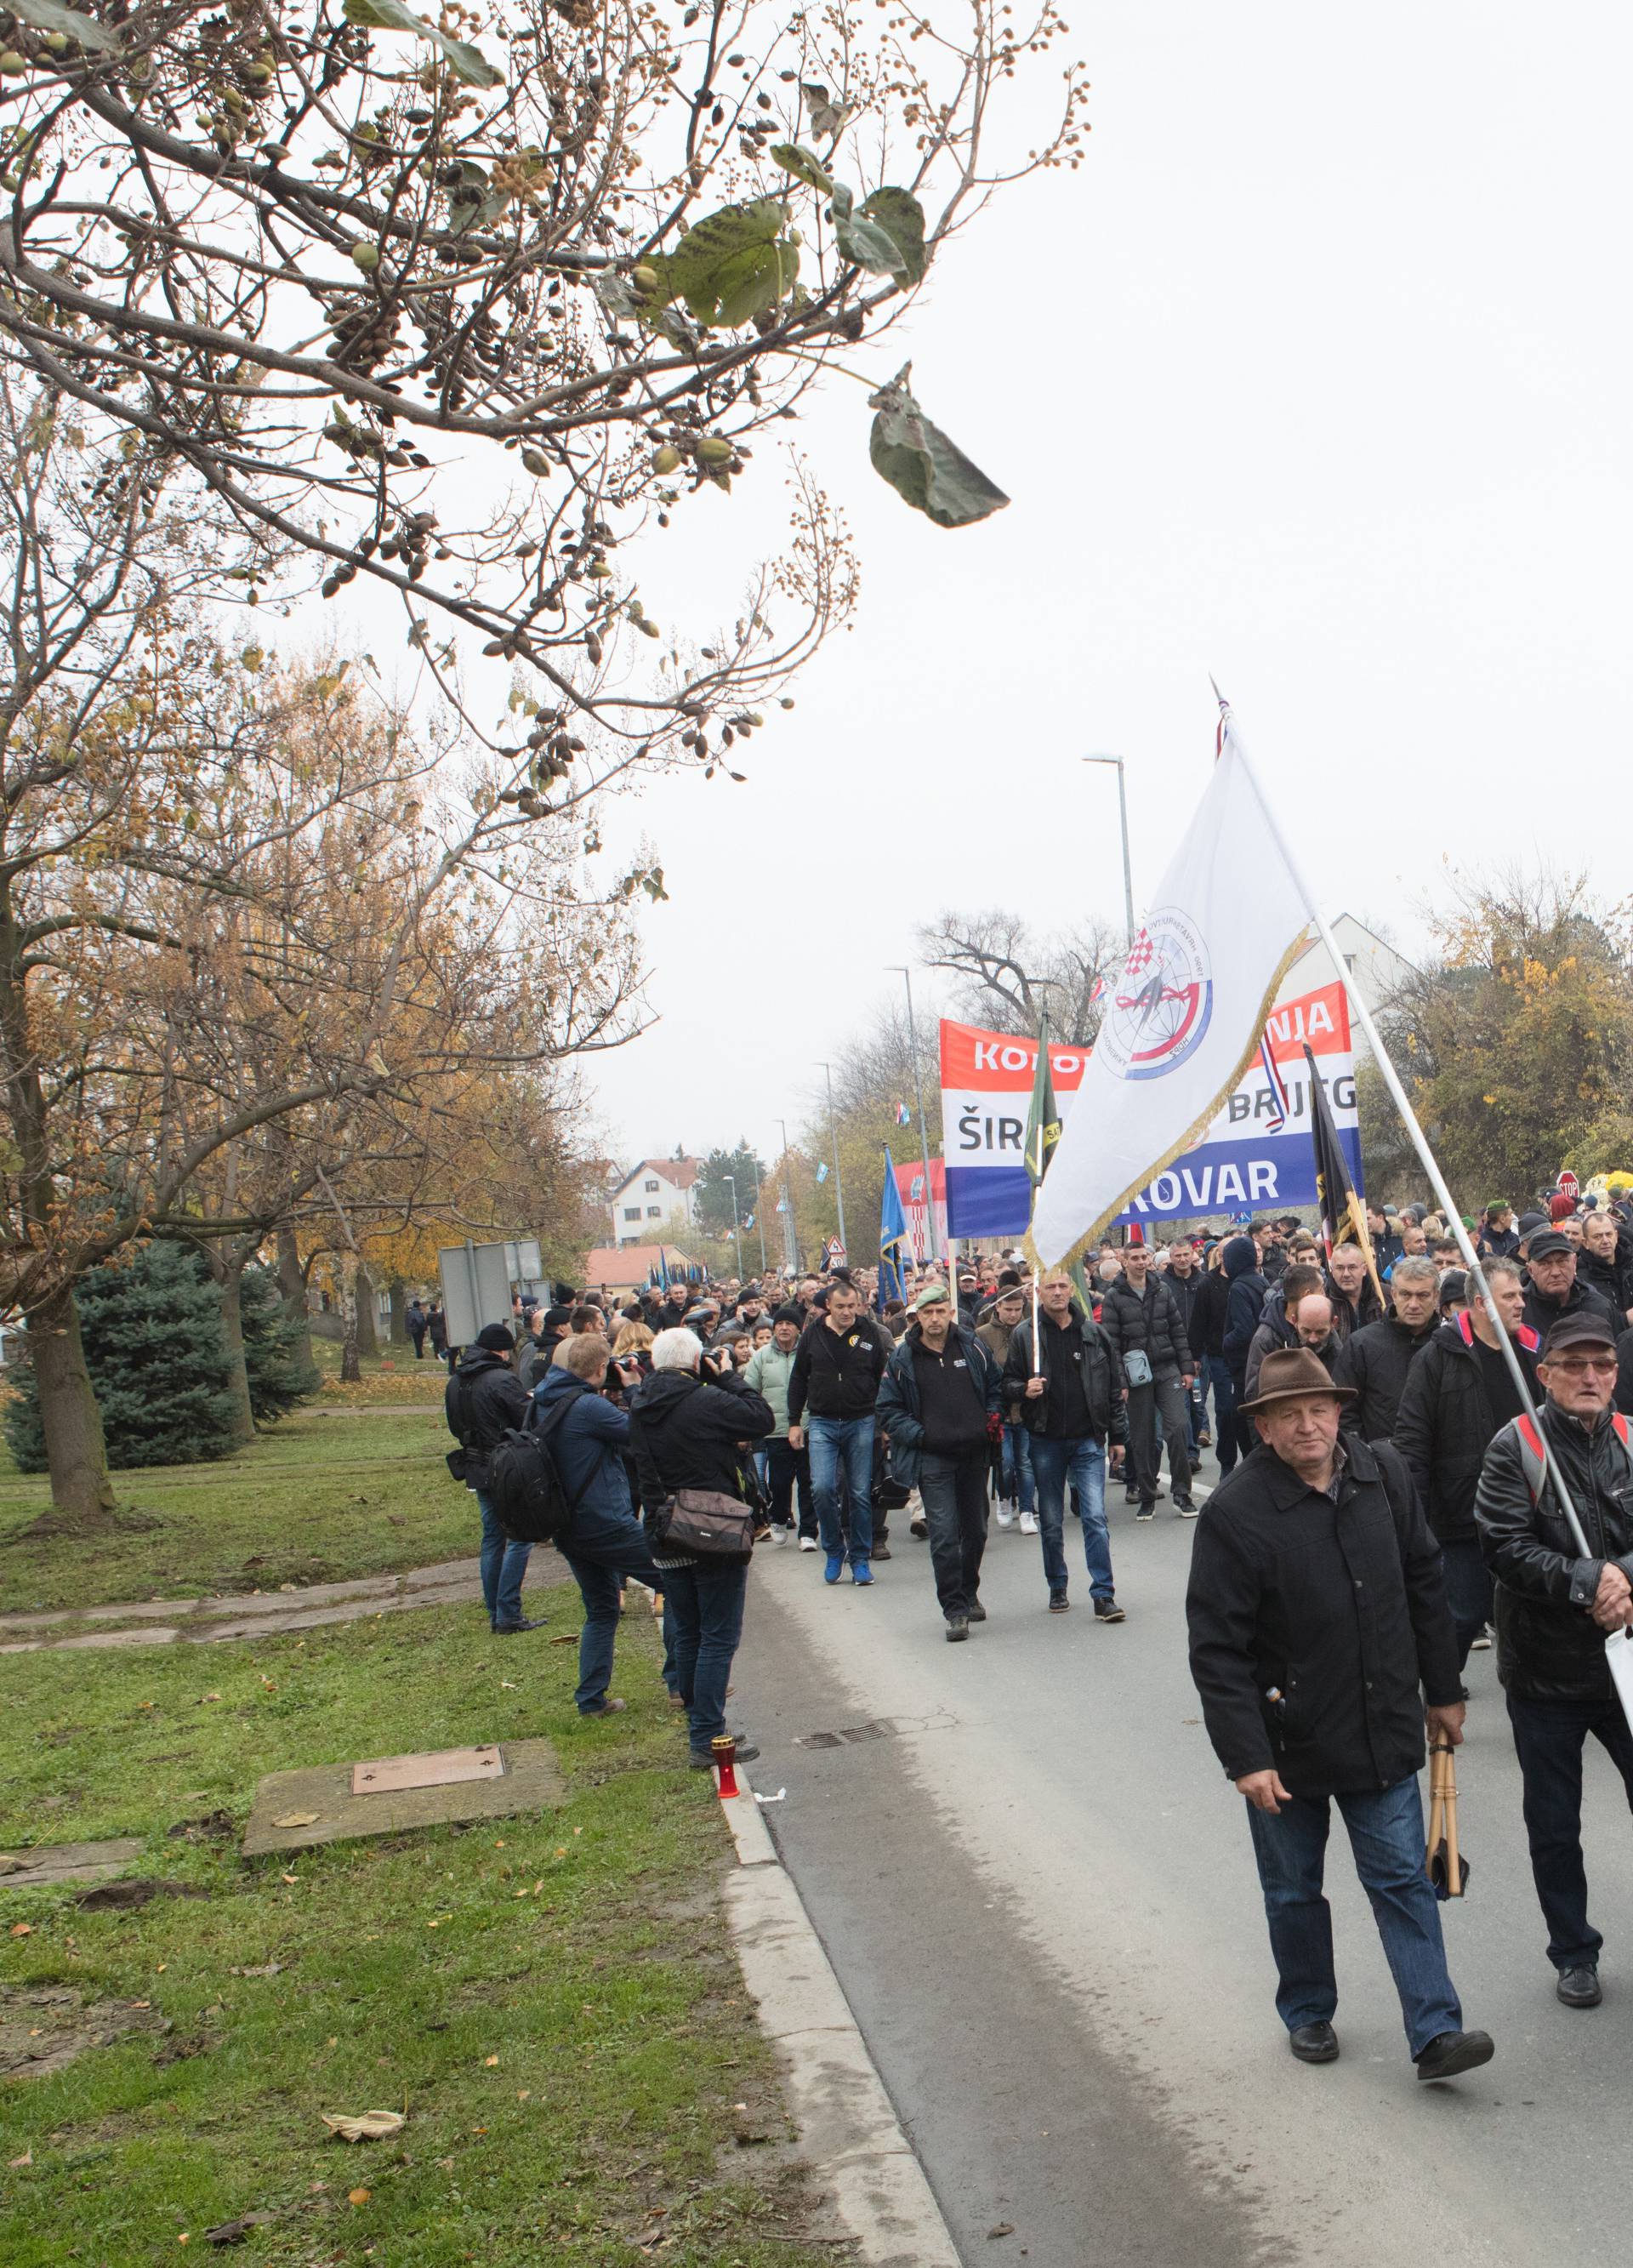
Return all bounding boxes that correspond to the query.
[532,1334,664,1715]
[444,1324,543,1635]
[1221,1234,1269,1465]
[878,1282,1003,1638]
[1242,1264,1324,1408]
[629,1328,776,1768]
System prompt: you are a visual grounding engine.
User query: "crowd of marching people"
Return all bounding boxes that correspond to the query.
[441,1179,1633,2087]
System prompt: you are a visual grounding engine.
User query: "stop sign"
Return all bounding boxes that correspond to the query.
[1558,1169,1580,1200]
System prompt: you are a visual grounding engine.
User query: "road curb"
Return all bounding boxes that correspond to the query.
[720,1765,961,2268]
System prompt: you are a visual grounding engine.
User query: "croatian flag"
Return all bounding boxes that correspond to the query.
[1258,1030,1291,1133]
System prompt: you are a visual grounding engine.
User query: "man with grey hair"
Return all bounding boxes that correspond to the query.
[1333,1257,1442,1442]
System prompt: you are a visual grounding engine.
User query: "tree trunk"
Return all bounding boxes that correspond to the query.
[354,1267,379,1360]
[216,1253,256,1446]
[339,1253,361,1383]
[388,1274,409,1343]
[28,1279,116,1526]
[276,1222,316,1372]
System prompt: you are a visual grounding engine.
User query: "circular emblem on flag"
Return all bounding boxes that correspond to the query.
[1099,909,1215,1082]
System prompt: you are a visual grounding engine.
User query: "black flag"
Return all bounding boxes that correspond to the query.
[1303,1043,1385,1308]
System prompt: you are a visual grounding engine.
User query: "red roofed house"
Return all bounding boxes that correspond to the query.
[609,1155,699,1248]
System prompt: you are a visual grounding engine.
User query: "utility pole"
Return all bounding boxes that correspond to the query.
[722,1174,744,1282]
[777,1116,798,1272]
[819,1063,847,1258]
[750,1155,768,1273]
[1083,754,1135,945]
[886,966,940,1262]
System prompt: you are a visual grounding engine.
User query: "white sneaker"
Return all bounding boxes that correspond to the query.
[770,1526,788,1546]
[798,1536,819,1553]
[1020,1512,1038,1536]
[995,1507,1016,1529]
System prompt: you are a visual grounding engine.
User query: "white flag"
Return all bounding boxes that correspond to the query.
[1030,715,1314,1268]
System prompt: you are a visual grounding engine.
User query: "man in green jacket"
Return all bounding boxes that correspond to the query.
[745,1307,813,1547]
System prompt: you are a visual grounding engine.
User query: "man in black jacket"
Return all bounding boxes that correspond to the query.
[1100,1243,1196,1519]
[877,1285,1002,1640]
[1003,1270,1128,1617]
[1187,1348,1492,2083]
[445,1325,544,1635]
[1394,1260,1539,1672]
[1478,1202,1520,1260]
[1579,1211,1633,1327]
[1326,1241,1385,1343]
[1333,1258,1440,1441]
[1521,1230,1617,1342]
[1475,1309,1633,2009]
[787,1279,890,1585]
[1220,1234,1268,1467]
[1164,1240,1208,1455]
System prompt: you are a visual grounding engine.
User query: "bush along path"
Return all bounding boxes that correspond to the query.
[0,1601,851,2266]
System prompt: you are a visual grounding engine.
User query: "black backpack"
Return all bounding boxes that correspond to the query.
[486,1392,588,1547]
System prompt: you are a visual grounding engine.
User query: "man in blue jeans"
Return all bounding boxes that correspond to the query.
[1187,1347,1494,2083]
[1002,1270,1127,1620]
[533,1333,664,1715]
[787,1279,890,1587]
[444,1323,545,1635]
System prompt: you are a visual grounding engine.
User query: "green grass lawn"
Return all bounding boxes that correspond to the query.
[308,1337,452,1408]
[0,1412,486,1616]
[0,1603,838,2266]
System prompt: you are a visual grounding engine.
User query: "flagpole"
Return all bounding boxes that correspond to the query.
[888,964,941,1262]
[1226,712,1595,1564]
[820,1062,847,1260]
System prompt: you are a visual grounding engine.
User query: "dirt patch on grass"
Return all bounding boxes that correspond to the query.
[0,1986,170,2080]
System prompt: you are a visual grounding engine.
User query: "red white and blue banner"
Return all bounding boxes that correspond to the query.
[940,977,1362,1238]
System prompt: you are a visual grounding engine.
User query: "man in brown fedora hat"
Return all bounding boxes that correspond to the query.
[1186,1347,1495,2084]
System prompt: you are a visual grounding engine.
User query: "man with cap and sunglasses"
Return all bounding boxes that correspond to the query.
[877,1283,1003,1641]
[1187,1346,1494,2084]
[1475,1308,1633,2010]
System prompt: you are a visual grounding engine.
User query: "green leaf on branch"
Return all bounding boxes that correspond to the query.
[829,182,924,280]
[9,0,118,51]
[859,187,926,285]
[770,143,834,195]
[868,365,1009,530]
[343,0,502,90]
[653,199,799,329]
[442,158,509,231]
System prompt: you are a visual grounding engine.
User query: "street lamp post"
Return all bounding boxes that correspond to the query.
[885,965,940,1263]
[777,1116,799,1273]
[819,1063,847,1259]
[750,1156,768,1274]
[1083,754,1135,946]
[722,1174,744,1282]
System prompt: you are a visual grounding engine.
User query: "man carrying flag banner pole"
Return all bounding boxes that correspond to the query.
[879,1144,911,1311]
[1302,1040,1385,1311]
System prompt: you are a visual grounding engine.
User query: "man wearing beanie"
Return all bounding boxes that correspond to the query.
[445,1325,544,1634]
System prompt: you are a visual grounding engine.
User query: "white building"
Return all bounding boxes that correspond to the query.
[1277,913,1416,1046]
[609,1156,699,1247]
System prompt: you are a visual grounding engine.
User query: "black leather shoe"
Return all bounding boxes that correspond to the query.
[492,1616,546,1633]
[1556,1966,1602,2008]
[945,1616,970,1643]
[871,1543,892,1562]
[966,1599,987,1622]
[689,1739,760,1769]
[1414,2028,1494,2083]
[1094,1597,1126,1623]
[1289,2021,1339,2064]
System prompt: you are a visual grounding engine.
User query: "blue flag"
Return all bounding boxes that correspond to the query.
[879,1146,910,1308]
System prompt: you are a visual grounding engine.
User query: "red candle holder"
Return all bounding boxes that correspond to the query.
[711,1733,739,1798]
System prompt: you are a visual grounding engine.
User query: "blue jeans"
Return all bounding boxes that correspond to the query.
[662,1559,749,1751]
[1246,1775,1462,2057]
[1208,1357,1242,1474]
[1027,1436,1113,1602]
[559,1500,663,1712]
[475,1490,533,1628]
[1001,1422,1036,1514]
[807,1415,875,1564]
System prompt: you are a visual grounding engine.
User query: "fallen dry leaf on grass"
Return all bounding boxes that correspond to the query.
[229,1962,283,1979]
[348,2187,372,2205]
[271,1812,317,1830]
[9,2150,31,2168]
[9,1922,31,1936]
[321,2111,405,2143]
[483,2055,498,2067]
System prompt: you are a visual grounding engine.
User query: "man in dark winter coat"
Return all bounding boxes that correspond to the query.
[1220,1234,1268,1463]
[1521,1231,1617,1343]
[1333,1258,1441,1442]
[1187,1348,1492,2083]
[1579,1211,1633,1327]
[444,1324,543,1635]
[533,1335,663,1715]
[1478,1202,1520,1261]
[1100,1242,1196,1519]
[877,1284,1002,1640]
[1475,1309,1633,2008]
[1164,1241,1208,1456]
[629,1329,776,1768]
[1003,1269,1128,1617]
[787,1279,890,1584]
[1394,1260,1539,1671]
[1326,1242,1385,1343]
[407,1297,428,1358]
[1242,1265,1324,1407]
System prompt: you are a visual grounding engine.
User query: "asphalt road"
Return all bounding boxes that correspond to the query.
[734,1453,1633,2268]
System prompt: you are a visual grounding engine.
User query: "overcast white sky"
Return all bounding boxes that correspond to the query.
[562,4,1633,1168]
